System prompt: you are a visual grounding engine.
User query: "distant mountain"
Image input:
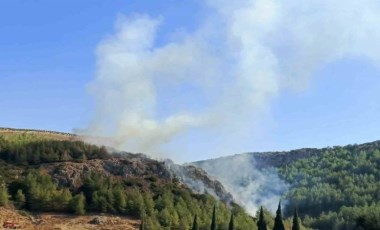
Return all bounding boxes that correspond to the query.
[193,140,380,230]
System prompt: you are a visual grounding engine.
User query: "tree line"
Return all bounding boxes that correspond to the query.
[139,201,302,230]
[0,137,109,165]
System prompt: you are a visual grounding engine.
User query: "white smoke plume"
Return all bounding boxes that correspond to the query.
[81,0,380,215]
[194,154,288,215]
[84,1,380,160]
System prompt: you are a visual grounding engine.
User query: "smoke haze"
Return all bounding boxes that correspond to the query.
[79,0,380,215]
[194,154,288,215]
[84,0,380,160]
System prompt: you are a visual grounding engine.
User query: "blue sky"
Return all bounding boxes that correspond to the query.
[0,0,201,132]
[1,0,380,161]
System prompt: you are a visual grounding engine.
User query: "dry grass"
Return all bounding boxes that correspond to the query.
[0,207,139,230]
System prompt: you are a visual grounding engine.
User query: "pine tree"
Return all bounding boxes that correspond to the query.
[71,192,86,215]
[192,214,199,230]
[257,206,267,230]
[228,213,234,230]
[273,201,285,230]
[211,205,216,230]
[114,187,126,213]
[0,186,9,206]
[158,208,172,227]
[15,189,26,208]
[292,208,301,230]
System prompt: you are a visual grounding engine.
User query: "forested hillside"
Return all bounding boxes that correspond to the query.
[0,130,258,229]
[196,141,380,230]
[279,142,380,230]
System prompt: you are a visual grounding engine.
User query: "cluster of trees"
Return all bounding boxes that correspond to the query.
[279,143,380,229]
[166,202,302,230]
[256,203,301,230]
[0,170,257,229]
[0,137,109,165]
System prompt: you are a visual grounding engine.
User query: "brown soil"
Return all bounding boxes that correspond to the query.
[0,207,139,230]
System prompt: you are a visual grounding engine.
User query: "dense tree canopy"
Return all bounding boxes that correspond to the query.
[279,143,380,229]
[0,133,259,229]
[0,135,109,165]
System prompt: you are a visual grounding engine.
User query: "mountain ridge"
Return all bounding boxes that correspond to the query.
[194,139,380,168]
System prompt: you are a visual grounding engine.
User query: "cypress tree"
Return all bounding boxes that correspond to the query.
[211,205,216,230]
[192,214,199,230]
[257,206,267,230]
[139,218,144,230]
[228,213,234,230]
[273,201,285,230]
[292,208,301,230]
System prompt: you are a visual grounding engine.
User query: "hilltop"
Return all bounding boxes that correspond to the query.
[0,127,78,141]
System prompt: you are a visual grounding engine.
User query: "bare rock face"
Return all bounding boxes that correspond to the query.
[42,153,233,203]
[44,154,171,189]
[49,160,107,188]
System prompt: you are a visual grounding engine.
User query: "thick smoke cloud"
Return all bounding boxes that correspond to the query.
[85,1,380,160]
[82,0,380,214]
[194,154,288,215]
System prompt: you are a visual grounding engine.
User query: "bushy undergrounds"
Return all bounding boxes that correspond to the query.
[279,142,380,230]
[0,132,261,229]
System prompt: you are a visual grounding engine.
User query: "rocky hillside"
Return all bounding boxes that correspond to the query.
[39,154,233,203]
[0,127,232,202]
[0,128,255,229]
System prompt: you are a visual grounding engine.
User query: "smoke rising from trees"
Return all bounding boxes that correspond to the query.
[84,0,380,160]
[82,0,380,214]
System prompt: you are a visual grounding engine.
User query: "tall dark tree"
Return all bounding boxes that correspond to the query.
[192,214,199,230]
[139,213,145,230]
[211,205,216,230]
[257,206,267,230]
[273,201,285,230]
[228,213,234,230]
[292,208,301,230]
[139,218,144,230]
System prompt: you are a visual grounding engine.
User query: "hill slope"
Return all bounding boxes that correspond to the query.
[0,128,255,229]
[194,141,380,230]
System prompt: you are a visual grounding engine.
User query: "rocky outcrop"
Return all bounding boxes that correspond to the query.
[43,154,171,189]
[42,153,233,203]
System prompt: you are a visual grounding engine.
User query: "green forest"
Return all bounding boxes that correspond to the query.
[0,133,263,229]
[279,142,380,230]
[1,132,380,229]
